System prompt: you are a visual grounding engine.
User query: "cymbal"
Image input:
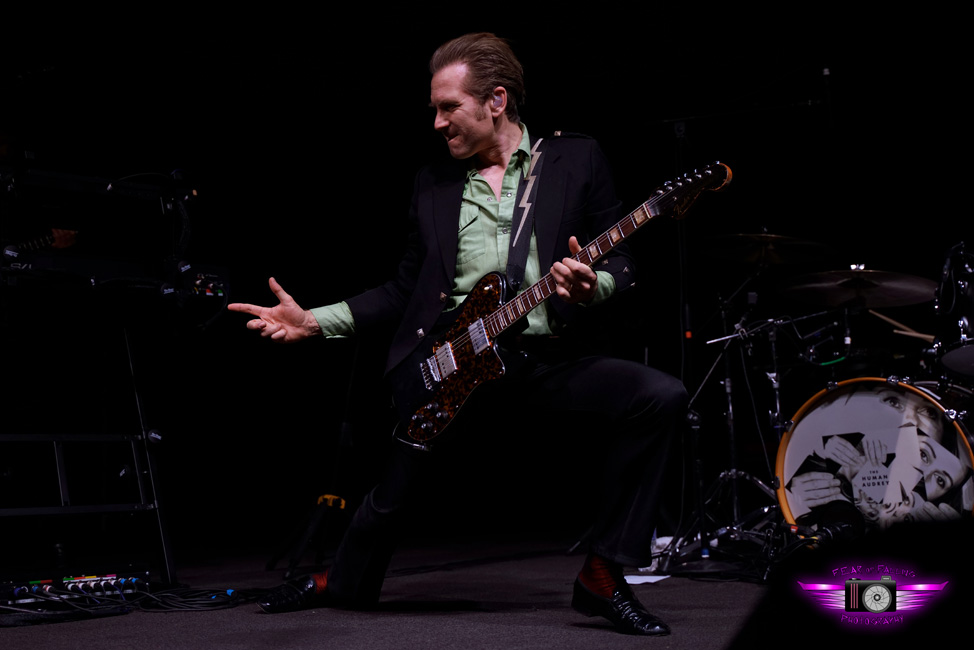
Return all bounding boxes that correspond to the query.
[779,269,937,309]
[705,233,837,266]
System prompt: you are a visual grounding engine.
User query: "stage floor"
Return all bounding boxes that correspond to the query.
[3,524,970,649]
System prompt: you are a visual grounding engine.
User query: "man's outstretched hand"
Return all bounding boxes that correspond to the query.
[228,277,321,343]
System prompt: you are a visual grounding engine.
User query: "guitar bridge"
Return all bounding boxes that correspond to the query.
[420,357,440,390]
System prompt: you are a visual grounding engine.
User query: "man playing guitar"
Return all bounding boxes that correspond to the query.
[229,32,687,636]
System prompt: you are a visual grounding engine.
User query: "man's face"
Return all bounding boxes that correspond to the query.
[430,62,495,160]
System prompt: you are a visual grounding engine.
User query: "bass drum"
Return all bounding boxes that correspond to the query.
[936,243,974,378]
[776,377,974,535]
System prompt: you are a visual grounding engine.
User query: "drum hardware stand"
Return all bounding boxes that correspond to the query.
[657,407,739,575]
[770,308,844,366]
[659,314,781,576]
[764,320,790,440]
[658,464,782,576]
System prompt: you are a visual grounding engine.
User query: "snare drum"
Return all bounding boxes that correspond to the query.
[936,243,974,377]
[776,377,974,534]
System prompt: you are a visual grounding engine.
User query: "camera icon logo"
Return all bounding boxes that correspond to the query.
[845,576,896,613]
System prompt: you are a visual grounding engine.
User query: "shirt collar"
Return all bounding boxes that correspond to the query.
[512,123,531,172]
[465,123,532,180]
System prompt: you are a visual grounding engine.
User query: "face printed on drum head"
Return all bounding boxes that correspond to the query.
[876,388,944,441]
[857,484,919,529]
[881,490,916,528]
[917,432,968,501]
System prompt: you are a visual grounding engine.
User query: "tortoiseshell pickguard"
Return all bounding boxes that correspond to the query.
[397,273,508,442]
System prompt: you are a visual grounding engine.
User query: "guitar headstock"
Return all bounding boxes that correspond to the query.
[654,162,732,220]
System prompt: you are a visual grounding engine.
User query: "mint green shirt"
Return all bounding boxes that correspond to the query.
[312,125,614,337]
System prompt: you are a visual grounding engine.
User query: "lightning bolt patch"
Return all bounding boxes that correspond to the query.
[512,138,544,249]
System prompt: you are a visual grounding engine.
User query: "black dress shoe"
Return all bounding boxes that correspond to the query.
[257,576,328,613]
[571,578,671,636]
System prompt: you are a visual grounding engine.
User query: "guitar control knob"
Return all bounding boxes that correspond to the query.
[435,411,448,420]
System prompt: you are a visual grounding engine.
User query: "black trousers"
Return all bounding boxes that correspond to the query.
[327,352,687,606]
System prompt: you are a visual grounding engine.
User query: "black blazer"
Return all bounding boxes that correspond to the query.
[345,133,636,374]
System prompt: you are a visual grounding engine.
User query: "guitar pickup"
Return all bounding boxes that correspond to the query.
[468,319,489,355]
[433,343,457,380]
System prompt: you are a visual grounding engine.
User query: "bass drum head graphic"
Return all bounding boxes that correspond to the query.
[777,377,974,534]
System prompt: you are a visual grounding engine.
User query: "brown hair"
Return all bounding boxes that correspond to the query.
[430,32,524,123]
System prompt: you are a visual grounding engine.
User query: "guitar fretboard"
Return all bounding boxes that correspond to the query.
[483,201,656,337]
[481,162,729,338]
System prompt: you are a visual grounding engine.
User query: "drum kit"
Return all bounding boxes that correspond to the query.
[660,235,974,576]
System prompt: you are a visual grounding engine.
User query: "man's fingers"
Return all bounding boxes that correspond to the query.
[568,235,581,255]
[229,277,292,318]
[268,277,293,304]
[261,322,282,338]
[228,302,261,316]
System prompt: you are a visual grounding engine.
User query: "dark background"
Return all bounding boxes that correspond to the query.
[1,13,969,580]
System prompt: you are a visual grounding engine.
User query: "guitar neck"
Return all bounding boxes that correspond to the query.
[483,200,655,338]
[17,233,57,252]
[483,162,730,338]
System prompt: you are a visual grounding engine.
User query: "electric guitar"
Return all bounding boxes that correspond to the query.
[392,162,732,444]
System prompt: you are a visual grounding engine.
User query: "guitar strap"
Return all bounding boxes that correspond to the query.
[506,136,547,294]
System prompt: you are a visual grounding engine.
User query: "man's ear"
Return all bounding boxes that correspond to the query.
[490,87,507,117]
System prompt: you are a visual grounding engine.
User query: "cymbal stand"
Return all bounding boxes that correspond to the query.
[712,298,781,525]
[659,308,780,575]
[730,309,836,440]
[765,319,788,441]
